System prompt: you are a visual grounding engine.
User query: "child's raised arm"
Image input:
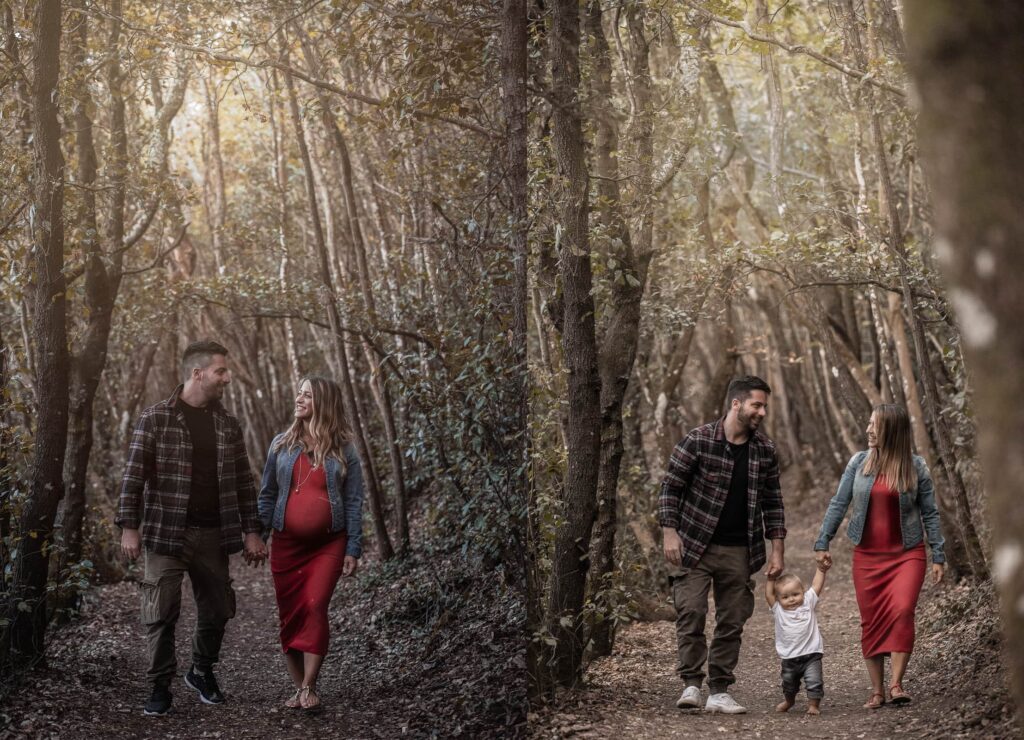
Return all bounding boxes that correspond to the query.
[811,562,828,596]
[765,575,777,607]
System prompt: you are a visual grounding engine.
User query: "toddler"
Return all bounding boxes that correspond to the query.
[765,561,828,715]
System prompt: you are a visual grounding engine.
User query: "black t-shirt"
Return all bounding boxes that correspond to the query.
[710,439,749,546]
[178,400,221,527]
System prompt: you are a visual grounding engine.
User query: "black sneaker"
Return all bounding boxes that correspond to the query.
[184,665,225,704]
[143,685,172,716]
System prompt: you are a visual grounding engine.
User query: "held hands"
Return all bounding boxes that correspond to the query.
[243,532,268,568]
[764,549,784,579]
[815,550,833,572]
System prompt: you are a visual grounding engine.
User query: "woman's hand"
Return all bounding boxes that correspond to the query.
[815,550,832,570]
[931,562,945,584]
[343,555,359,577]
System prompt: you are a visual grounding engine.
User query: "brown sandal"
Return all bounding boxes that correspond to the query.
[284,688,303,709]
[890,684,911,705]
[863,691,886,709]
[300,685,322,712]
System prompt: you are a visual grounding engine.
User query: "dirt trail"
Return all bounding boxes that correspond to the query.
[532,506,972,739]
[2,559,419,739]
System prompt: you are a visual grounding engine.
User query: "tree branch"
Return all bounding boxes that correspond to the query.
[0,202,26,239]
[71,4,496,138]
[682,0,906,98]
[120,222,189,276]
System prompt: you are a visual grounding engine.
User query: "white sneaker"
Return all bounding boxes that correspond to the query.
[675,686,702,708]
[704,692,747,714]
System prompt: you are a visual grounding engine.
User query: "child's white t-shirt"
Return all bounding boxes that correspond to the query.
[771,588,824,659]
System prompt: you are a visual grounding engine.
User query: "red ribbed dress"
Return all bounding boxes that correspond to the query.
[852,475,926,657]
[270,454,347,656]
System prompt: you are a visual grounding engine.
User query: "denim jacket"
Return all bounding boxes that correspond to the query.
[258,435,364,558]
[814,451,945,564]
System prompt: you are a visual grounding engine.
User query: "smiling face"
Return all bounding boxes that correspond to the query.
[776,578,805,610]
[294,380,314,421]
[194,354,231,403]
[866,411,878,449]
[734,390,769,434]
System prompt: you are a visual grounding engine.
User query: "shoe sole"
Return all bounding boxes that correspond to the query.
[704,707,747,714]
[143,707,170,716]
[184,673,225,705]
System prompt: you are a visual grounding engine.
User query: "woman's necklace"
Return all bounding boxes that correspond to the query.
[293,452,319,495]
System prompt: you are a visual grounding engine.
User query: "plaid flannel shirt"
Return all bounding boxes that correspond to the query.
[115,385,261,556]
[658,418,787,573]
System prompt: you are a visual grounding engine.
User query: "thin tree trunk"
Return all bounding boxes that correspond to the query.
[842,0,987,577]
[585,1,655,659]
[282,47,394,561]
[268,71,302,390]
[501,0,533,696]
[543,0,602,689]
[10,0,68,660]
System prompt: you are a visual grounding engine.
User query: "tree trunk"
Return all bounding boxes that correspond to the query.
[841,0,988,577]
[904,0,1023,696]
[585,1,655,660]
[543,0,602,690]
[501,0,534,696]
[282,50,394,561]
[10,0,68,660]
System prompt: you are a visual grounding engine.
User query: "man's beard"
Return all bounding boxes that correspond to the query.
[738,408,760,433]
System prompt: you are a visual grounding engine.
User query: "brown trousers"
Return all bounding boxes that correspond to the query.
[670,544,755,694]
[140,527,236,688]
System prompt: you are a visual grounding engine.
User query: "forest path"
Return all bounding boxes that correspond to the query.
[533,500,955,740]
[1,557,407,739]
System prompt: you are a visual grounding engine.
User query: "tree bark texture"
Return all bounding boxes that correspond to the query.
[905,0,1024,698]
[543,0,602,690]
[10,0,68,659]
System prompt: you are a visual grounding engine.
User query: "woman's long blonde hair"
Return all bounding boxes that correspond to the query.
[273,376,353,471]
[863,404,917,493]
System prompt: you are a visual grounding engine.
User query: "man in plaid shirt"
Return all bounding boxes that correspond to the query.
[659,376,787,714]
[117,340,267,717]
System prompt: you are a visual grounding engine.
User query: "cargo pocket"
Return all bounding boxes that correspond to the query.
[139,579,163,625]
[139,577,179,625]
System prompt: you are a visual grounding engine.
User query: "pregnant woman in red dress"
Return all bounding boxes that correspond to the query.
[813,404,946,709]
[258,376,364,711]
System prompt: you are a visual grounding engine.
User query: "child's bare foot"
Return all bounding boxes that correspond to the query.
[806,703,821,715]
[775,698,794,713]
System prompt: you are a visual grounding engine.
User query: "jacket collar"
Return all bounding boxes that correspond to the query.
[713,417,765,447]
[165,384,225,416]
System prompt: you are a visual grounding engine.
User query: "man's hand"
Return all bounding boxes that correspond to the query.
[764,543,784,579]
[243,532,267,567]
[663,527,683,568]
[121,528,141,562]
[343,555,359,577]
[815,549,832,571]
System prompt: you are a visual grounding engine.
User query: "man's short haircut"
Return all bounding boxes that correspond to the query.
[182,340,229,381]
[726,375,772,406]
